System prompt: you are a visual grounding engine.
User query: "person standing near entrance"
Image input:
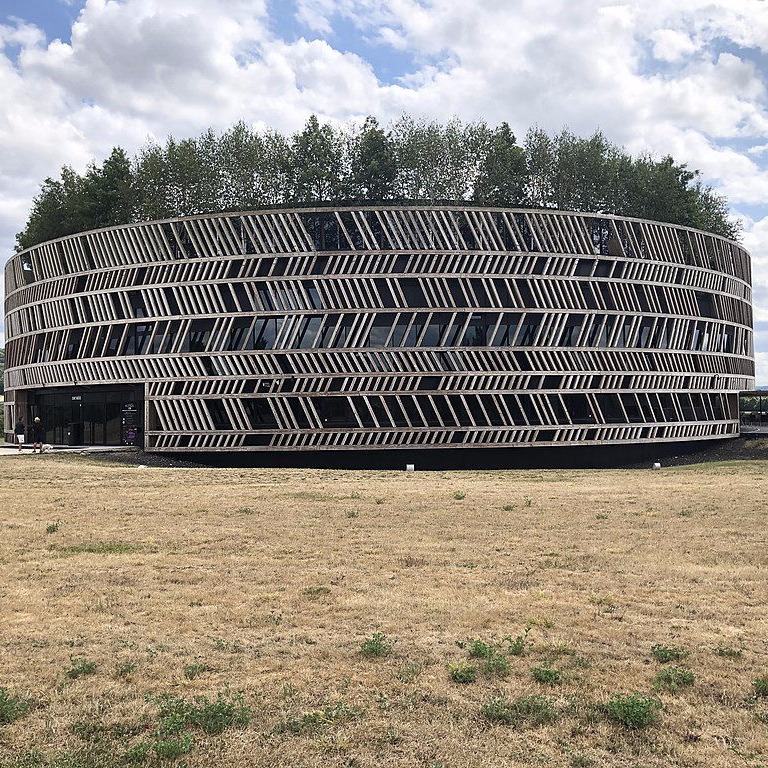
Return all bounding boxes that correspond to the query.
[14,418,25,452]
[32,417,44,454]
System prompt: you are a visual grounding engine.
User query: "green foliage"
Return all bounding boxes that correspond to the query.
[531,663,562,686]
[452,491,466,500]
[481,694,557,726]
[604,693,661,729]
[753,677,768,697]
[448,662,477,684]
[183,663,213,680]
[714,645,743,658]
[66,657,98,679]
[125,731,193,763]
[279,701,361,734]
[467,638,497,659]
[46,520,61,534]
[360,631,394,658]
[16,118,739,251]
[54,541,144,556]
[650,644,688,663]
[654,666,695,692]
[155,692,250,735]
[0,688,35,723]
[397,661,423,682]
[348,116,397,200]
[302,585,331,599]
[507,627,533,656]
[481,653,509,678]
[115,661,137,678]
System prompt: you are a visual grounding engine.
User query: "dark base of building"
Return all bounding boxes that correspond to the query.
[150,438,737,471]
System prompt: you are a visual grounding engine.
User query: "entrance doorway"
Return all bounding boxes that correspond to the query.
[30,385,144,447]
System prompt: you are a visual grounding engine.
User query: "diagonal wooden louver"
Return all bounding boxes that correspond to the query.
[3,205,754,457]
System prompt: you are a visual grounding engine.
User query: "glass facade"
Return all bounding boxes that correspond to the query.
[29,386,143,446]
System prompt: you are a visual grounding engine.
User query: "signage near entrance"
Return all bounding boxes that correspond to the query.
[121,402,139,446]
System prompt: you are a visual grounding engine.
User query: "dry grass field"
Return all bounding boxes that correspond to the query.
[1,450,767,768]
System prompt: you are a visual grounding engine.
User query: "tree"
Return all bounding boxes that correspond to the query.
[473,122,528,206]
[15,116,741,249]
[348,116,397,201]
[164,133,221,216]
[82,147,135,227]
[289,115,346,202]
[133,142,173,221]
[688,182,741,240]
[391,115,485,201]
[524,127,557,208]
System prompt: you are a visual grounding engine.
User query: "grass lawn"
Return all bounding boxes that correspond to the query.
[1,454,767,767]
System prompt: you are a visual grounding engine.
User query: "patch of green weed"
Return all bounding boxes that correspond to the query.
[360,631,394,658]
[714,645,743,658]
[66,657,98,679]
[115,661,137,678]
[531,663,562,686]
[279,701,362,734]
[302,585,331,599]
[183,663,213,680]
[0,688,35,724]
[448,662,477,684]
[654,666,695,692]
[604,693,661,729]
[481,694,557,727]
[650,644,688,663]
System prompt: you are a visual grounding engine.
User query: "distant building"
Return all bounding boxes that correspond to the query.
[3,205,754,459]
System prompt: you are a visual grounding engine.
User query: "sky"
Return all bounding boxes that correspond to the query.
[1,0,767,383]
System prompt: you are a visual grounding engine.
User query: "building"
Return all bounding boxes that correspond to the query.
[3,205,754,462]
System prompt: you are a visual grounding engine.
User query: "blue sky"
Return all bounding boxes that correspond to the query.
[1,0,767,381]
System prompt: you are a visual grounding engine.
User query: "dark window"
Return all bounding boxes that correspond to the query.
[206,399,232,430]
[163,287,181,315]
[243,399,278,429]
[227,317,253,351]
[563,393,594,424]
[400,396,424,427]
[125,322,153,356]
[433,396,457,426]
[491,313,521,346]
[253,317,282,349]
[403,314,426,347]
[558,314,583,347]
[314,397,358,428]
[384,397,409,427]
[595,393,624,423]
[234,282,253,311]
[461,313,490,346]
[105,325,124,357]
[128,291,147,318]
[421,313,450,347]
[188,319,214,352]
[400,278,425,307]
[368,314,395,346]
[518,314,543,346]
[287,398,312,429]
[620,394,645,423]
[295,315,322,349]
[64,328,84,359]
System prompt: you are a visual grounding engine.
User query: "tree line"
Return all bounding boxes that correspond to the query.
[15,115,740,251]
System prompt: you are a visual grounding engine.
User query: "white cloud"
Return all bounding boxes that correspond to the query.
[0,0,767,382]
[651,28,697,62]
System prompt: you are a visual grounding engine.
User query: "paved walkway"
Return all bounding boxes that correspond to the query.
[0,444,138,457]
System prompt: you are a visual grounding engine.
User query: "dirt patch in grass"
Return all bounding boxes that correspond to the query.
[1,456,766,767]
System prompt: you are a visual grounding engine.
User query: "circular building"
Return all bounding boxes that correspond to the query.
[3,205,754,463]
